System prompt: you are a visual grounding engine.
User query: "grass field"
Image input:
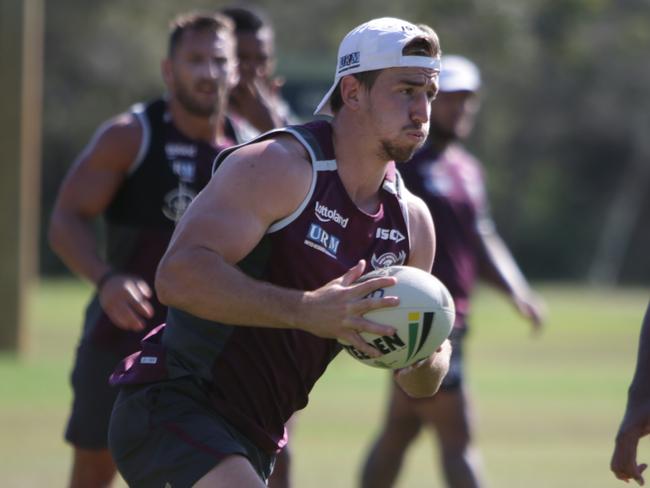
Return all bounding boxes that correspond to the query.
[1,279,648,487]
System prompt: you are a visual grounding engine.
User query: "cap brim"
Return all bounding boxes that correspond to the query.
[313,80,338,117]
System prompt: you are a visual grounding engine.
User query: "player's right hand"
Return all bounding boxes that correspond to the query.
[300,260,399,358]
[99,274,154,331]
[611,435,647,486]
[230,79,283,131]
[612,402,650,485]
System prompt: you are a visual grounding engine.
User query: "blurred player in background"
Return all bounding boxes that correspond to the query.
[360,54,545,488]
[48,12,237,487]
[108,17,450,488]
[221,5,295,143]
[611,302,650,486]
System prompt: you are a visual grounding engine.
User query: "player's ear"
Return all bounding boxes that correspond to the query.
[161,58,173,89]
[340,75,362,111]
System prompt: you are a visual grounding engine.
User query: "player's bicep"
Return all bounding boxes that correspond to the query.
[167,177,270,265]
[167,139,312,265]
[55,115,142,218]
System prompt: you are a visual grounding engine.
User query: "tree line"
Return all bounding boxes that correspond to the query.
[41,0,650,283]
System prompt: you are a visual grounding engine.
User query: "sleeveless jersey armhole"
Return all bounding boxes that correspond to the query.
[211,126,326,235]
[127,103,150,176]
[211,127,289,175]
[267,127,327,234]
[392,168,412,254]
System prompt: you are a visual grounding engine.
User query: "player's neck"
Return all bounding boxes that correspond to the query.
[168,100,227,146]
[331,116,388,214]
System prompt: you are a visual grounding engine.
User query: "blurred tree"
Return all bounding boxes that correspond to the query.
[40,0,650,283]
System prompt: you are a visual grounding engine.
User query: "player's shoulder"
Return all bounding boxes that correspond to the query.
[92,111,143,153]
[218,132,312,183]
[208,131,314,222]
[404,187,434,229]
[403,187,436,270]
[236,132,309,163]
[79,110,143,171]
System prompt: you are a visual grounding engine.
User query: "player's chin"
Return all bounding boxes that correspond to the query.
[382,137,422,163]
[393,145,420,163]
[196,93,218,107]
[402,137,426,159]
[192,101,219,118]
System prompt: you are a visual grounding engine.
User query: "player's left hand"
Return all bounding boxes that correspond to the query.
[513,291,546,334]
[393,340,452,397]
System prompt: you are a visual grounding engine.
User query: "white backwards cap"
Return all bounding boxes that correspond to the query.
[314,17,441,116]
[438,55,481,93]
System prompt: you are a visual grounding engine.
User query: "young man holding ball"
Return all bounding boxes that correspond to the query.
[108,17,450,487]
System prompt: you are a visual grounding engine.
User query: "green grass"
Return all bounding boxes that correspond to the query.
[1,280,648,487]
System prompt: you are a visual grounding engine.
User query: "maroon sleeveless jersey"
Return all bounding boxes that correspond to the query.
[119,121,413,453]
[82,99,230,356]
[399,141,493,328]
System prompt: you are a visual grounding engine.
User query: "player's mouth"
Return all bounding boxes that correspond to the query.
[405,130,426,141]
[196,82,218,95]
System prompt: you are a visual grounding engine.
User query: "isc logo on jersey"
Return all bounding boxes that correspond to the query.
[376,228,405,243]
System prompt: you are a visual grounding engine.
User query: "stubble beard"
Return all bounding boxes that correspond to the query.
[379,137,425,163]
[175,82,221,118]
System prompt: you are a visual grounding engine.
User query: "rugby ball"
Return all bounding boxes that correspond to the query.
[341,265,455,369]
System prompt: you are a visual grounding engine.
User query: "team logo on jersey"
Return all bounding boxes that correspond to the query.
[165,143,197,159]
[314,201,349,228]
[162,183,196,222]
[370,250,406,269]
[375,227,406,243]
[171,159,196,183]
[305,223,341,259]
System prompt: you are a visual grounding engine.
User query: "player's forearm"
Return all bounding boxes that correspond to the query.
[48,210,110,285]
[627,304,650,404]
[480,232,532,298]
[395,339,451,398]
[156,245,303,329]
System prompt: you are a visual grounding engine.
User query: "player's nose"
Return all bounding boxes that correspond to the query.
[199,60,222,80]
[411,92,430,124]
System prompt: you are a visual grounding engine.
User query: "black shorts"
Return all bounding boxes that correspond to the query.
[108,377,275,487]
[65,340,123,449]
[439,327,466,391]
